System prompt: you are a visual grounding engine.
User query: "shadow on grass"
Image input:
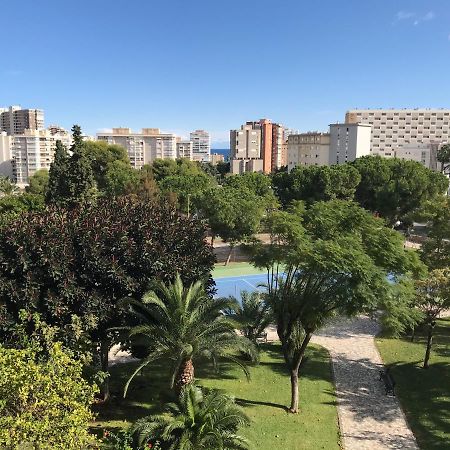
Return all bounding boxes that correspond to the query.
[388,361,450,450]
[235,397,288,411]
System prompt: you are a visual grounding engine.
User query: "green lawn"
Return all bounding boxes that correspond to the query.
[376,318,450,449]
[93,343,341,449]
[213,262,266,279]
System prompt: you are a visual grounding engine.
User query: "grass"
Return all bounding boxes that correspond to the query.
[213,262,266,279]
[376,318,450,450]
[93,343,341,449]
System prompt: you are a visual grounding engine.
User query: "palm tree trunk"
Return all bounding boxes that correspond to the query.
[423,322,435,369]
[175,358,195,392]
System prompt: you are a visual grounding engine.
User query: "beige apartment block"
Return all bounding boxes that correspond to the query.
[210,153,225,165]
[231,158,264,175]
[345,109,450,156]
[0,106,44,135]
[287,132,330,171]
[176,141,193,159]
[190,130,210,162]
[329,123,372,165]
[97,128,177,169]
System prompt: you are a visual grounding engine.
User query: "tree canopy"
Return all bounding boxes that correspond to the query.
[272,164,361,206]
[351,156,448,225]
[251,200,416,412]
[0,196,215,397]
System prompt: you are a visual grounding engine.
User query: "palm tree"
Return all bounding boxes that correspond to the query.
[225,291,272,344]
[122,275,257,396]
[130,384,251,450]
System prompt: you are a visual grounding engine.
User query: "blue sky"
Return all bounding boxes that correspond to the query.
[1,0,449,147]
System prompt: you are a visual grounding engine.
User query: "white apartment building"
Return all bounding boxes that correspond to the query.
[176,141,193,159]
[97,128,177,169]
[190,130,210,162]
[329,123,372,165]
[12,129,71,186]
[0,132,13,178]
[287,132,330,171]
[345,109,450,157]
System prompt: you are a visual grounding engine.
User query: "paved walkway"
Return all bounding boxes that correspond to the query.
[311,316,418,450]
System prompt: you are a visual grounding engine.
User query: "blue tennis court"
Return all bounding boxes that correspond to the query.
[214,274,268,300]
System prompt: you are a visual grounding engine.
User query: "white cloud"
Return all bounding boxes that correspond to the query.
[395,10,435,25]
[396,11,415,21]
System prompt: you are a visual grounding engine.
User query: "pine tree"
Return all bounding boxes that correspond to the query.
[46,140,70,205]
[66,125,95,206]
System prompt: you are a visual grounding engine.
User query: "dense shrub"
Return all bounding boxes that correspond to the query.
[0,343,97,449]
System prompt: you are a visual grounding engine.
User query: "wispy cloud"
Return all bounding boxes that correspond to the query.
[396,11,415,21]
[394,10,435,26]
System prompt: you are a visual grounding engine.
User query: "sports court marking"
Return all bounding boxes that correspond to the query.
[214,274,267,299]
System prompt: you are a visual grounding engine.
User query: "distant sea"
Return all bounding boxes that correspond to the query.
[211,148,230,161]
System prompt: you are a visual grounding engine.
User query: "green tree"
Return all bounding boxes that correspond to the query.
[0,342,97,449]
[104,160,140,196]
[272,164,361,207]
[85,140,130,190]
[352,156,449,225]
[46,139,70,205]
[66,125,96,205]
[201,186,266,264]
[415,268,450,368]
[225,291,272,344]
[0,192,45,220]
[151,158,203,182]
[130,384,251,450]
[159,173,216,214]
[437,143,450,173]
[26,169,49,196]
[0,176,19,196]
[123,275,256,395]
[251,200,415,412]
[0,197,215,400]
[420,198,450,269]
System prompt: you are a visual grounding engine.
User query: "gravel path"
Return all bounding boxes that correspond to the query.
[312,316,418,450]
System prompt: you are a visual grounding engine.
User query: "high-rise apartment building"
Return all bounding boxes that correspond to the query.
[0,132,13,178]
[345,109,450,157]
[190,130,210,162]
[176,141,193,159]
[287,132,330,171]
[230,119,286,174]
[230,123,263,174]
[329,123,372,165]
[12,129,71,185]
[0,106,44,135]
[97,128,177,169]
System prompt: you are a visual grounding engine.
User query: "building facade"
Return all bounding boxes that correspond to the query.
[345,109,450,157]
[329,123,372,165]
[190,130,210,162]
[287,132,330,171]
[11,129,70,186]
[97,128,177,169]
[0,106,44,135]
[176,141,193,159]
[230,119,287,174]
[0,132,13,178]
[210,153,225,165]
